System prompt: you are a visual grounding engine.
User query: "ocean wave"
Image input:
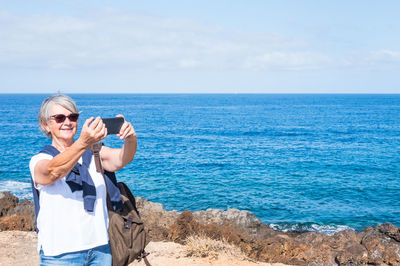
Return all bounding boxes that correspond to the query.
[0,180,32,201]
[243,129,315,137]
[269,222,353,236]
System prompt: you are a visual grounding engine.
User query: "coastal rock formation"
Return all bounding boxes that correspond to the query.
[136,197,278,240]
[192,207,278,239]
[137,196,400,265]
[0,191,19,216]
[135,196,179,241]
[2,192,400,265]
[0,192,35,231]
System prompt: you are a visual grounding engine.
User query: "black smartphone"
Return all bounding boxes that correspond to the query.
[102,117,124,135]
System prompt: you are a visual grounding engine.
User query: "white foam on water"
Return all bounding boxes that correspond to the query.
[269,223,354,236]
[0,180,32,200]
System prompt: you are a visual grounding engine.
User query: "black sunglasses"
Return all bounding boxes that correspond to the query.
[50,113,79,123]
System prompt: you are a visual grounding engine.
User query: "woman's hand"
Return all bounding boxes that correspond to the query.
[77,117,108,148]
[100,115,137,172]
[116,115,136,142]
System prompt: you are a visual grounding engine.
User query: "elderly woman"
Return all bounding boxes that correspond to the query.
[29,94,136,265]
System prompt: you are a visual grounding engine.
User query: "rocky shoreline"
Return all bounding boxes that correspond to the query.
[1,191,400,265]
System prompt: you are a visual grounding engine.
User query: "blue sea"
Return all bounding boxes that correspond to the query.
[1,94,399,235]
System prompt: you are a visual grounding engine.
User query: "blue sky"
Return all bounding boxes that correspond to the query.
[0,0,399,93]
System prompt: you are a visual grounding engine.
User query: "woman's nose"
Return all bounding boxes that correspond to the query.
[63,117,72,124]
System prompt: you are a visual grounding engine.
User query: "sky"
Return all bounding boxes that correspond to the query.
[0,0,399,93]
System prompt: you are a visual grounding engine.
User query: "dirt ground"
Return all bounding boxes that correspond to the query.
[0,231,289,266]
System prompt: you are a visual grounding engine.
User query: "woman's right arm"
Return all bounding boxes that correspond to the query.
[34,117,107,186]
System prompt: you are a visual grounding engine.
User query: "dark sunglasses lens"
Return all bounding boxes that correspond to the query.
[53,113,79,123]
[69,113,79,122]
[54,115,67,123]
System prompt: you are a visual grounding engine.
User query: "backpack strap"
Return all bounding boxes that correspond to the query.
[91,142,123,211]
[30,179,40,233]
[91,142,112,211]
[92,142,104,175]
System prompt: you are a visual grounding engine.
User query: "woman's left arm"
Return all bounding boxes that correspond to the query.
[100,115,137,172]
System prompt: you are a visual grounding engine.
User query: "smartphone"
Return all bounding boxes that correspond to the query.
[102,117,124,135]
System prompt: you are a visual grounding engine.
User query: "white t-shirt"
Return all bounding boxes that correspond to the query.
[29,152,109,256]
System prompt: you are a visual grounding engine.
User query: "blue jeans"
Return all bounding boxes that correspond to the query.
[39,243,112,266]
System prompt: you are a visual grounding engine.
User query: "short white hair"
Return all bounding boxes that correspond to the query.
[38,94,79,138]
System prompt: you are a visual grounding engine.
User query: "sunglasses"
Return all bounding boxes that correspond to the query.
[50,113,79,123]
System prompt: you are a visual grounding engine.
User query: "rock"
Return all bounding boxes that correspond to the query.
[193,208,261,229]
[0,191,19,217]
[136,196,179,228]
[376,222,400,242]
[360,225,400,265]
[192,208,277,239]
[2,191,400,265]
[335,243,368,265]
[0,192,35,231]
[135,196,400,265]
[136,196,179,241]
[9,199,35,217]
[0,214,34,231]
[163,209,400,265]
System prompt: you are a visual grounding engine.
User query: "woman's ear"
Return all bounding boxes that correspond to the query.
[43,122,51,135]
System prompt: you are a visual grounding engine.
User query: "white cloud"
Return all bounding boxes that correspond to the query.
[244,51,333,70]
[367,50,400,63]
[178,59,200,69]
[341,50,400,69]
[0,8,336,71]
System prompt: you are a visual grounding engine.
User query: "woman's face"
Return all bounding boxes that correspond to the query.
[45,103,78,143]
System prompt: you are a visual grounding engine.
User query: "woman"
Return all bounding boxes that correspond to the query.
[29,94,137,265]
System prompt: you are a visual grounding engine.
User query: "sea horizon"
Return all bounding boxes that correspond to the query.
[1,92,399,95]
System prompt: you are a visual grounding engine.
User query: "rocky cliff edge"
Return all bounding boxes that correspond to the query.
[1,191,400,265]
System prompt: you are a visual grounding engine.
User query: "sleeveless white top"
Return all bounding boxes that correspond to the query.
[29,152,109,256]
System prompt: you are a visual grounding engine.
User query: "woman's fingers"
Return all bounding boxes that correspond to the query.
[116,115,127,138]
[80,117,107,146]
[99,123,107,140]
[102,123,108,136]
[93,117,107,141]
[119,123,129,139]
[89,117,101,130]
[120,122,136,140]
[115,114,136,140]
[82,117,94,131]
[118,122,129,136]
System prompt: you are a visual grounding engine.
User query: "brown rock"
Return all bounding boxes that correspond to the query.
[376,222,400,242]
[192,208,278,239]
[360,225,400,265]
[335,243,368,265]
[136,196,179,228]
[10,199,35,217]
[0,214,34,231]
[0,192,35,231]
[136,196,179,241]
[0,191,19,217]
[3,191,400,265]
[137,196,400,265]
[329,229,360,248]
[164,209,400,265]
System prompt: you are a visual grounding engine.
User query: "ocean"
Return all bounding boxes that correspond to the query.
[1,93,399,235]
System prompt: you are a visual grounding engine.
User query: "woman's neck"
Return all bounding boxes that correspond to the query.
[52,138,74,152]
